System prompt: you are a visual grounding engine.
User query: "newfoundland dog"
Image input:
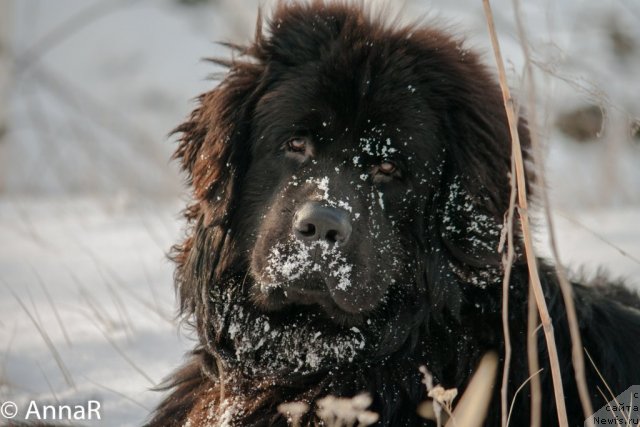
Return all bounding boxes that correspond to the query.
[148,2,640,426]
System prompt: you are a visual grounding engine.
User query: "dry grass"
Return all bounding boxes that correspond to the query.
[526,285,542,427]
[277,401,309,427]
[276,394,380,427]
[498,142,518,427]
[510,0,595,424]
[482,0,569,425]
[2,280,76,389]
[316,394,379,427]
[418,365,458,427]
[417,353,499,427]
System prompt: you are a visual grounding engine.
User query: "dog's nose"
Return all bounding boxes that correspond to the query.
[293,202,352,245]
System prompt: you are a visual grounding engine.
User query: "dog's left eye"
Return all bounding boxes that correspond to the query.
[286,137,308,153]
[371,160,400,182]
[378,161,397,175]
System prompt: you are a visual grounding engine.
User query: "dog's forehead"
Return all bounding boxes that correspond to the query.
[254,74,436,161]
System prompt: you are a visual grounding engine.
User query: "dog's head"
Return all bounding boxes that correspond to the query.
[172,2,528,380]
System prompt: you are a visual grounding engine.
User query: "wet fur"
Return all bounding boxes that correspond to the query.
[147,2,640,426]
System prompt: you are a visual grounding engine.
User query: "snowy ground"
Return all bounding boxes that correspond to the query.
[1,0,639,425]
[0,198,638,425]
[0,197,188,425]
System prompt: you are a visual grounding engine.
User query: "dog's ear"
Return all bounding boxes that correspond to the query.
[440,41,532,253]
[447,54,531,274]
[171,48,269,317]
[173,59,266,227]
[418,37,531,316]
[444,74,531,221]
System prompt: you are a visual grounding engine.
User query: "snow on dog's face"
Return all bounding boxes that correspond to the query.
[244,112,435,323]
[231,104,439,374]
[173,2,518,379]
[221,42,448,376]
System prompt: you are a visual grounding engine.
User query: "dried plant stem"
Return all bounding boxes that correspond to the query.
[527,284,542,427]
[482,1,569,426]
[510,0,594,423]
[14,0,143,74]
[556,211,640,265]
[87,316,155,386]
[499,154,518,427]
[84,375,150,411]
[444,352,499,427]
[3,283,75,389]
[33,267,72,347]
[506,367,543,427]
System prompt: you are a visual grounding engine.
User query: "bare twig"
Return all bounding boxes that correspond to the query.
[32,66,170,171]
[527,284,542,427]
[595,387,623,427]
[0,325,18,399]
[482,1,569,425]
[498,154,518,427]
[14,0,144,75]
[532,59,637,123]
[444,352,499,427]
[10,199,48,248]
[23,81,68,190]
[95,266,137,339]
[84,375,150,411]
[506,368,543,427]
[2,281,75,389]
[32,267,72,347]
[585,348,625,419]
[101,261,174,324]
[556,211,640,265]
[81,313,155,386]
[72,273,116,331]
[510,1,595,422]
[140,257,165,318]
[37,363,61,406]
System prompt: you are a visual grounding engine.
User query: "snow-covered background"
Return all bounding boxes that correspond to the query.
[0,0,638,425]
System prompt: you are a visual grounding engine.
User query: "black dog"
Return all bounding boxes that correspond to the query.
[148,2,640,426]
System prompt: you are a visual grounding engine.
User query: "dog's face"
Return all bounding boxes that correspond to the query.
[241,63,444,324]
[225,77,439,374]
[174,3,521,379]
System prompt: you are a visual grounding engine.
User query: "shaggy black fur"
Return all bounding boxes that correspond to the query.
[147,2,640,426]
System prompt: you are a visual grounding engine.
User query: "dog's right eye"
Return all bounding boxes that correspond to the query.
[286,137,307,153]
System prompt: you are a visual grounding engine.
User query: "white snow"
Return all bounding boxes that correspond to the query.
[305,176,355,216]
[218,280,367,376]
[0,197,188,426]
[266,239,354,291]
[535,208,640,280]
[1,0,639,425]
